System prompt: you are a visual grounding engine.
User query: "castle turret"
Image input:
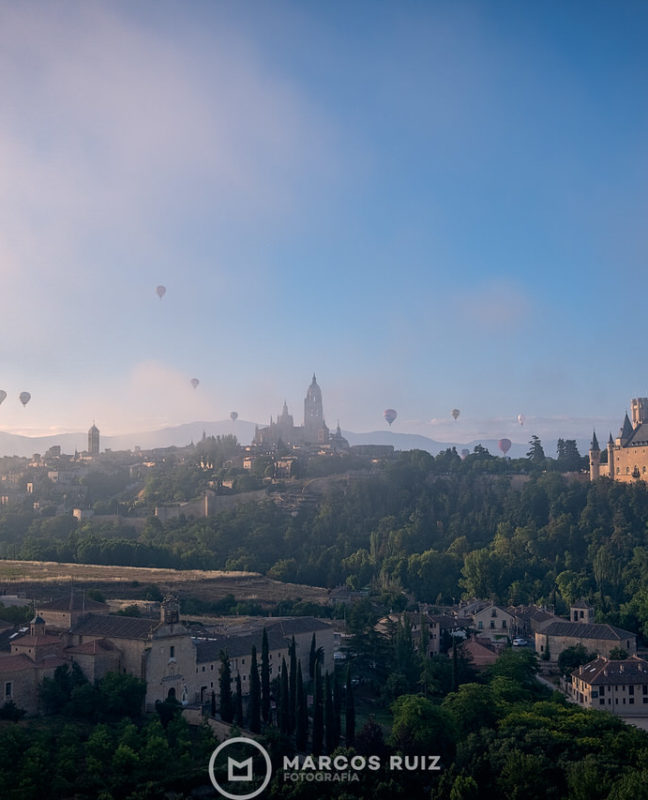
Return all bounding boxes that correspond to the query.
[617,414,633,446]
[631,398,648,428]
[589,431,600,481]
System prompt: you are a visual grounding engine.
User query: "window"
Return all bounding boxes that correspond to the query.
[490,621,495,629]
[491,609,497,617]
[4,682,11,699]
[478,621,483,630]
[600,699,605,705]
[170,646,175,659]
[630,686,634,696]
[502,620,507,629]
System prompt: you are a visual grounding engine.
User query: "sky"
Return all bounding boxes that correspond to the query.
[1,0,647,446]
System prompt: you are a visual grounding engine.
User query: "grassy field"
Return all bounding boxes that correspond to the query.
[0,559,330,605]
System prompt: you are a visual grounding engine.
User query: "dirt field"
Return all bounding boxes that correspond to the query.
[0,560,330,606]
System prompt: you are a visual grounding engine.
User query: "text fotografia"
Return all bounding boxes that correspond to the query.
[282,754,441,782]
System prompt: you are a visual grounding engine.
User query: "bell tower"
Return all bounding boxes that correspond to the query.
[304,374,325,442]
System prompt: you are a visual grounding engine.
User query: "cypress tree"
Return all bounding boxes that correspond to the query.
[295,661,307,752]
[324,671,337,754]
[332,672,341,746]
[234,673,243,726]
[289,635,297,733]
[279,657,290,736]
[345,664,355,746]
[312,662,323,756]
[219,650,234,723]
[248,645,261,733]
[261,628,270,724]
[309,632,317,681]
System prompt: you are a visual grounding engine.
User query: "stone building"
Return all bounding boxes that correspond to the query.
[253,375,333,448]
[88,422,100,456]
[534,603,636,663]
[569,655,648,716]
[590,397,648,482]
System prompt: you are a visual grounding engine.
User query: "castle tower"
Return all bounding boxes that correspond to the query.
[304,374,327,443]
[607,433,615,479]
[631,398,648,428]
[589,431,600,481]
[617,414,633,447]
[88,422,100,455]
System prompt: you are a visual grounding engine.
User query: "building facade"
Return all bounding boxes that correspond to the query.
[590,397,648,482]
[570,655,648,716]
[253,375,331,448]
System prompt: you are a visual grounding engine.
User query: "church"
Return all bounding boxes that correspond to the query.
[253,374,343,449]
[590,397,648,482]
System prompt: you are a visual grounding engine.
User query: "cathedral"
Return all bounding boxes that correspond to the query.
[590,397,648,482]
[253,374,346,449]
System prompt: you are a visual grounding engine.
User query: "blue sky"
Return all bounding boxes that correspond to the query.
[0,0,647,444]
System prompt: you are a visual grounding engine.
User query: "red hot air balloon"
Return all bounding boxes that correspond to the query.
[19,391,31,407]
[498,438,512,455]
[190,378,199,389]
[384,409,397,426]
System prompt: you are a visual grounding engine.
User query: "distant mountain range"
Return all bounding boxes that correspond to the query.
[0,420,590,460]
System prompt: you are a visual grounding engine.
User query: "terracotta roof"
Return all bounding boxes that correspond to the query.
[39,594,109,613]
[66,638,118,655]
[574,655,648,685]
[12,634,62,647]
[72,614,156,640]
[268,618,332,636]
[541,621,636,641]
[195,628,288,664]
[460,639,498,668]
[0,653,39,673]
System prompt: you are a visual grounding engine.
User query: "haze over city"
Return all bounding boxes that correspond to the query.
[1,1,647,445]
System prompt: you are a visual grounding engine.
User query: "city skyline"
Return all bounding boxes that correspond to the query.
[1,2,647,441]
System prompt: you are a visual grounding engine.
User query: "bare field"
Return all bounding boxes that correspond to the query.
[0,560,330,605]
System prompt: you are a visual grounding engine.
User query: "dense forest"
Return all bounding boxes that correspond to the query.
[2,443,648,639]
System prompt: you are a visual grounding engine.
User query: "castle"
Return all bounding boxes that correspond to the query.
[590,397,648,482]
[253,374,347,449]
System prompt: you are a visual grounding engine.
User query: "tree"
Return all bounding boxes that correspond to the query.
[295,661,308,751]
[219,651,234,723]
[279,657,290,735]
[609,647,629,660]
[324,671,337,754]
[527,435,546,466]
[248,645,261,733]
[261,628,270,724]
[558,644,594,677]
[288,635,297,734]
[234,673,243,726]
[345,663,355,746]
[312,663,323,756]
[390,694,457,763]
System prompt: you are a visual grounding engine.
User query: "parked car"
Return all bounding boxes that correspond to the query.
[512,637,528,647]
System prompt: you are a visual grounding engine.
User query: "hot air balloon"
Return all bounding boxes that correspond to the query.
[517,414,526,426]
[190,378,199,389]
[451,408,460,421]
[384,408,397,426]
[156,285,166,300]
[461,448,470,459]
[230,411,238,422]
[0,390,6,405]
[498,438,512,455]
[19,391,31,407]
